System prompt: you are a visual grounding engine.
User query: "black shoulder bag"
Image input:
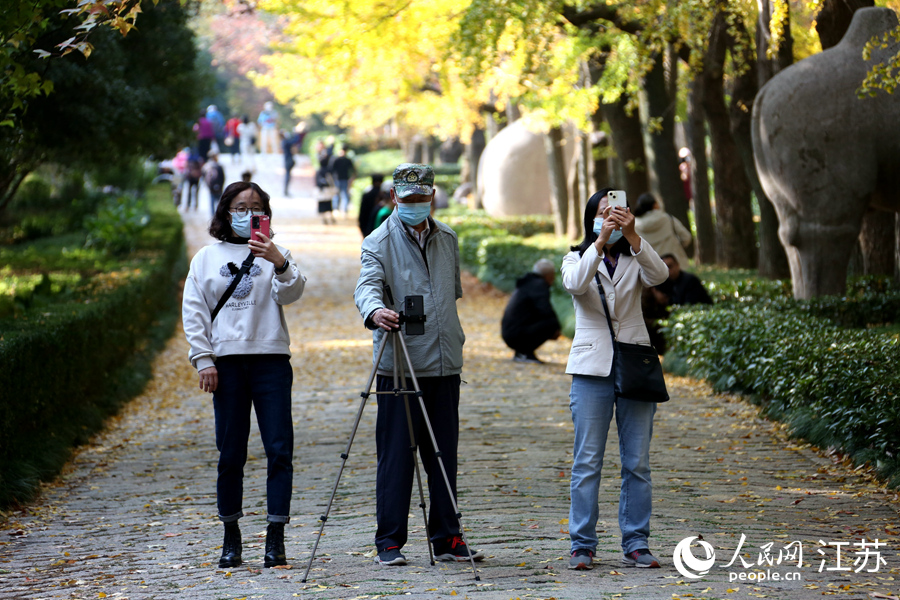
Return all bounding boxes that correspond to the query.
[211,251,255,322]
[595,273,669,403]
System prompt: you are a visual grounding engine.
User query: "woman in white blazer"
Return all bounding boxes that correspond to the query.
[560,189,669,571]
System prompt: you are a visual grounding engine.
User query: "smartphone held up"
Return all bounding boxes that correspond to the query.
[607,190,627,210]
[251,215,270,240]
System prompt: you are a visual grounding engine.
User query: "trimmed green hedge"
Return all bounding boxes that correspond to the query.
[665,280,900,488]
[446,214,575,338]
[0,186,186,507]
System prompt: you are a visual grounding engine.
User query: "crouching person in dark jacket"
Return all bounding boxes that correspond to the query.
[501,258,561,364]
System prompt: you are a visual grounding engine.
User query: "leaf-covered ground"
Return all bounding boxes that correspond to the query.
[1,154,898,600]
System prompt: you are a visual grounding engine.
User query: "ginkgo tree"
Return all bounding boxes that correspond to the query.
[253,0,491,144]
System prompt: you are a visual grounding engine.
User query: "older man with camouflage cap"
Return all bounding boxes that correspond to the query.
[354,163,484,566]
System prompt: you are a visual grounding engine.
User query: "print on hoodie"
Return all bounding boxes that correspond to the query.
[219,261,263,299]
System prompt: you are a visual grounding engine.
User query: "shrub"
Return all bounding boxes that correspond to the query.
[449,215,575,337]
[665,281,900,488]
[441,211,555,239]
[84,194,151,255]
[0,184,186,508]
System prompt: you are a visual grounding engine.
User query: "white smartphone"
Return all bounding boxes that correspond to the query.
[607,190,627,209]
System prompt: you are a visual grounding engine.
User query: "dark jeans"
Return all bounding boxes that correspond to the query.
[213,354,294,523]
[375,374,460,551]
[502,317,558,355]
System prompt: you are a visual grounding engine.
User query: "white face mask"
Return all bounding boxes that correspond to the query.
[593,218,623,244]
[230,212,252,237]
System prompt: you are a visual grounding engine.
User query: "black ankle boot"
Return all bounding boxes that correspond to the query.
[218,521,242,568]
[264,522,287,568]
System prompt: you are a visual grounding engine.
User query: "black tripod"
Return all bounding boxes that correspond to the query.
[301,308,481,582]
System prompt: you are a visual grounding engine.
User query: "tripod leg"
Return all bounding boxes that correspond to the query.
[394,334,435,565]
[301,332,389,583]
[395,332,481,581]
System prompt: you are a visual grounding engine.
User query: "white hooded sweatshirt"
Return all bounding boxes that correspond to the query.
[182,240,306,371]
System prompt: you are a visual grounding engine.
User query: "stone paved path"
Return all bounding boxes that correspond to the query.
[1,154,899,600]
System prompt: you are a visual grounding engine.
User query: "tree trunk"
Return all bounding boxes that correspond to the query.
[0,169,29,214]
[755,0,794,279]
[545,126,569,236]
[686,73,716,264]
[506,101,521,123]
[727,9,791,278]
[467,127,485,210]
[573,129,590,239]
[860,210,896,276]
[816,0,875,49]
[639,51,690,232]
[601,97,649,205]
[757,0,794,83]
[895,214,900,283]
[703,9,757,269]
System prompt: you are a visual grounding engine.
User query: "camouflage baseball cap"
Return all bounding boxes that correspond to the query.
[392,163,435,198]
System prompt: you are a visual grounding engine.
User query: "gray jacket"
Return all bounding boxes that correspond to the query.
[354,210,465,377]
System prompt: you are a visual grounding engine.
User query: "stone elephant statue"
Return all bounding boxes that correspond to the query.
[752,7,900,299]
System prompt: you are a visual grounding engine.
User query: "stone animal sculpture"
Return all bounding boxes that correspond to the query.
[752,7,900,299]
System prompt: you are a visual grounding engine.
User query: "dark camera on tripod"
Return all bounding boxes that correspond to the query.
[400,295,426,336]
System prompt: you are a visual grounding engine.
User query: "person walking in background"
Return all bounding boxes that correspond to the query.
[354,163,484,567]
[371,191,393,230]
[185,153,203,210]
[171,147,190,208]
[203,149,226,217]
[678,148,692,204]
[193,110,215,162]
[237,116,258,172]
[182,182,306,570]
[282,130,296,197]
[633,193,692,269]
[561,189,669,571]
[257,101,279,154]
[225,114,242,164]
[207,105,226,154]
[328,148,356,215]
[314,139,331,187]
[358,173,384,238]
[501,258,561,364]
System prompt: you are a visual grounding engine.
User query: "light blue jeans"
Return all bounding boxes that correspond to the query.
[334,179,351,211]
[569,374,656,554]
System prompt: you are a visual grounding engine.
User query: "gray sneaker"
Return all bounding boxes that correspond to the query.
[375,547,407,566]
[568,548,594,570]
[622,548,660,568]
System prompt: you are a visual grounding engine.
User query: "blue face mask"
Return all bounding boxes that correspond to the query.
[593,218,623,244]
[397,201,432,226]
[230,212,252,238]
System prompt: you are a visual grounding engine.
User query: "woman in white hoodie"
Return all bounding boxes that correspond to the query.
[633,193,692,269]
[182,181,306,570]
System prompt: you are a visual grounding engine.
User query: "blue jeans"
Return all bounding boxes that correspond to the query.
[568,374,656,554]
[334,179,351,211]
[213,354,294,523]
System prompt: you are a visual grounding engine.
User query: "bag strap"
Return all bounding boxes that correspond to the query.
[594,273,618,347]
[211,251,255,322]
